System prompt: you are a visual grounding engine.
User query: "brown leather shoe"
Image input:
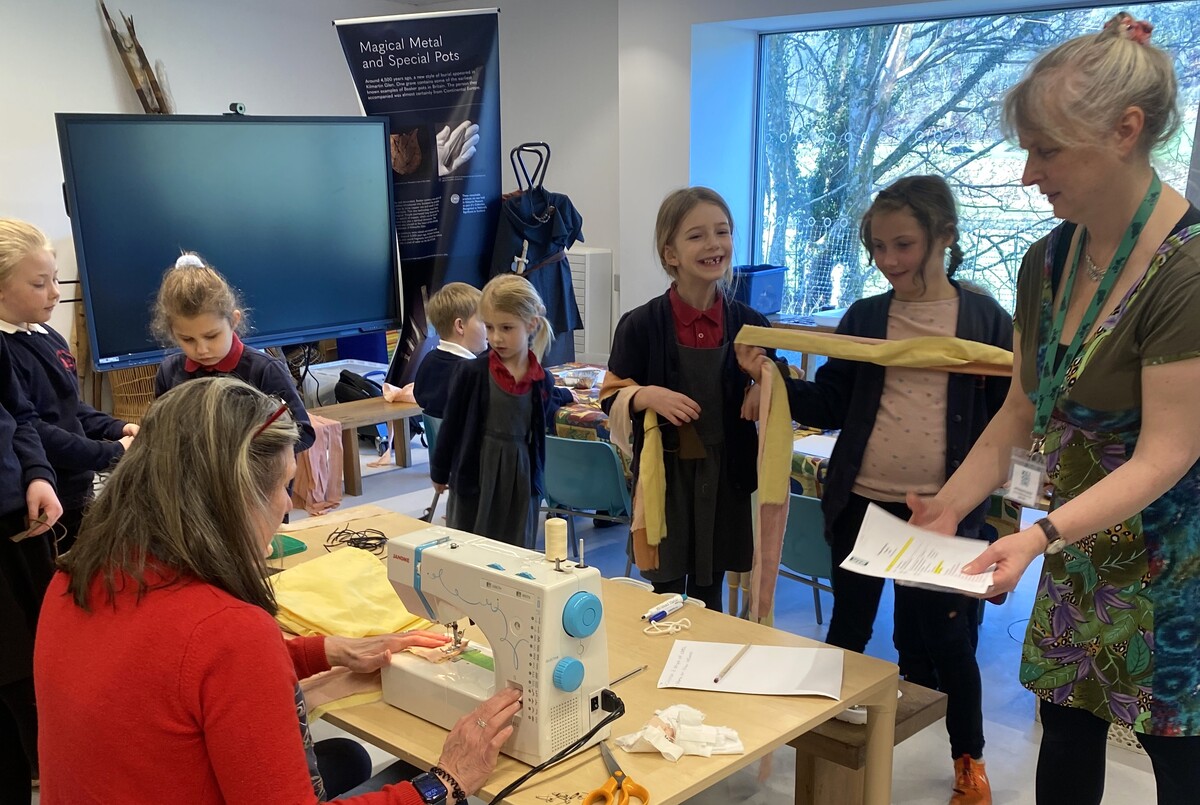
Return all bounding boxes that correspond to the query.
[950,755,991,805]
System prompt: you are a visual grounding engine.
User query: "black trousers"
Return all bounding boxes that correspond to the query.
[1037,700,1200,805]
[0,677,37,804]
[825,493,985,759]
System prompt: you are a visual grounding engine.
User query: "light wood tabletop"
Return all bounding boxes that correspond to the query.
[279,505,899,804]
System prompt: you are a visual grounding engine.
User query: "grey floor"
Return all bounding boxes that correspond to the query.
[40,437,1152,803]
[299,437,1157,804]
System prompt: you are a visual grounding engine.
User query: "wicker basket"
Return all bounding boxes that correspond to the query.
[109,365,158,425]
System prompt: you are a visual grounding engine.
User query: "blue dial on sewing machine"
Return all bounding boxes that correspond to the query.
[562,591,603,638]
[553,657,585,692]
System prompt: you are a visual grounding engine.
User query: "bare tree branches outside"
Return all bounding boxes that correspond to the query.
[755,3,1200,315]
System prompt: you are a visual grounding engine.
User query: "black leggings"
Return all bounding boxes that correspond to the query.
[1037,700,1200,804]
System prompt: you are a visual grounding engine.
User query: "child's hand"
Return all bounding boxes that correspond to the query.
[635,386,701,426]
[25,479,62,536]
[741,383,762,421]
[434,482,448,495]
[122,423,140,437]
[119,435,135,452]
[735,344,769,381]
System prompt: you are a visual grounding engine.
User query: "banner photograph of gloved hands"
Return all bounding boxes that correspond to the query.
[436,119,480,176]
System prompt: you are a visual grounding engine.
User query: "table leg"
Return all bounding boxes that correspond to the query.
[343,429,363,496]
[860,672,899,805]
[392,419,413,468]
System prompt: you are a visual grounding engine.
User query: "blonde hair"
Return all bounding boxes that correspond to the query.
[0,218,54,287]
[654,187,735,285]
[60,376,298,613]
[480,274,553,360]
[426,282,482,339]
[1002,12,1180,153]
[151,253,248,345]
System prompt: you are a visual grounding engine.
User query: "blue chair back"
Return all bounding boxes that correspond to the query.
[422,414,442,457]
[779,493,834,624]
[542,436,631,518]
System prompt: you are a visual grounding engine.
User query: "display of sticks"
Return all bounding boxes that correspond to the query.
[99,0,173,114]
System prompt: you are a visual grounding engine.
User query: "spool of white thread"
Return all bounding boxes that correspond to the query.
[545,518,568,562]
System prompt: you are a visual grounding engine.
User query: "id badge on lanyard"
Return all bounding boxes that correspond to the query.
[1008,172,1161,507]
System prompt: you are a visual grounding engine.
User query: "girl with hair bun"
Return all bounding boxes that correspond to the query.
[913,13,1200,802]
[152,252,314,453]
[740,174,1012,804]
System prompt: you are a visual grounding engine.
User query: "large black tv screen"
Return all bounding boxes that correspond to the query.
[56,113,401,370]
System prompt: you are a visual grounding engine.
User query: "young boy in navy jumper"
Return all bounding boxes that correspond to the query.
[413,282,487,419]
[0,219,134,552]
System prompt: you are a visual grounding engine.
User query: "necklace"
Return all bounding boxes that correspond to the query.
[1083,235,1108,282]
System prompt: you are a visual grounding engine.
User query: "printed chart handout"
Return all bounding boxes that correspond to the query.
[657,640,843,697]
[841,504,996,595]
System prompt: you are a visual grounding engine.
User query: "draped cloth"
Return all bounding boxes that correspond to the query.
[599,377,666,572]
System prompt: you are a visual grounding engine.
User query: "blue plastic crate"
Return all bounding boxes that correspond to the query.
[732,264,786,315]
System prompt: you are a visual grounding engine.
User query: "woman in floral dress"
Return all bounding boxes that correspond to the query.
[909,13,1200,804]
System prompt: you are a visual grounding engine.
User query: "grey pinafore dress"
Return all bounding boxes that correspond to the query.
[645,343,752,587]
[446,375,539,547]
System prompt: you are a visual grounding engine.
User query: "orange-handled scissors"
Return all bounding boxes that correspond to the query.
[583,743,650,805]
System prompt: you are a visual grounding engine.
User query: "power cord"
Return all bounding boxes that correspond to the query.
[485,689,625,804]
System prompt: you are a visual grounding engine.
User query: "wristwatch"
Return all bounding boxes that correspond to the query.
[409,772,448,805]
[1036,517,1066,555]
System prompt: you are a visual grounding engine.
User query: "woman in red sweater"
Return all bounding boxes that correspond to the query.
[34,376,520,804]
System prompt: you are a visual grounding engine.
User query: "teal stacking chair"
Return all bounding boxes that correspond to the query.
[541,436,633,575]
[420,415,443,522]
[778,493,834,624]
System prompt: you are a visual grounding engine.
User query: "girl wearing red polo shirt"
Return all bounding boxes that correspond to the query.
[600,187,769,612]
[152,253,315,453]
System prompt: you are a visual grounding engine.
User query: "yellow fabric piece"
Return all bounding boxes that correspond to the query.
[759,361,792,506]
[271,547,431,637]
[735,326,1013,373]
[640,409,667,546]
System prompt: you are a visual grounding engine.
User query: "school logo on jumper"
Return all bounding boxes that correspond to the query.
[56,349,77,374]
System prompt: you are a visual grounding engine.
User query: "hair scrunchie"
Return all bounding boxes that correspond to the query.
[175,253,205,269]
[1103,12,1153,46]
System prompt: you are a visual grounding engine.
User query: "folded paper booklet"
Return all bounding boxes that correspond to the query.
[843,504,995,595]
[657,640,843,698]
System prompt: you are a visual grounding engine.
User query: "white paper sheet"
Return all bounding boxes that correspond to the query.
[657,640,843,698]
[842,504,995,594]
[792,434,837,459]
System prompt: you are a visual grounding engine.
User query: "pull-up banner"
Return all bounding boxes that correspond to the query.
[334,8,501,291]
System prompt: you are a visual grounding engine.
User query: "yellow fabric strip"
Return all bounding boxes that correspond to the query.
[759,361,792,506]
[735,326,1012,375]
[640,409,667,547]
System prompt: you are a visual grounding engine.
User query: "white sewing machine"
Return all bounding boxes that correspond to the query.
[383,525,611,765]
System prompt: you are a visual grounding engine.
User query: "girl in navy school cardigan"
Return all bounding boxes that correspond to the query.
[151,253,315,453]
[0,219,134,552]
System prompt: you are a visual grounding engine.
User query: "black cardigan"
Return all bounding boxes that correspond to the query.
[430,355,569,498]
[784,282,1012,538]
[603,290,769,495]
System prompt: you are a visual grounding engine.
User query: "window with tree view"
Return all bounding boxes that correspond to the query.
[753,3,1199,316]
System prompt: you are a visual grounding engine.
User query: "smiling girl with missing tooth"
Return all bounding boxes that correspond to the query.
[600,187,772,613]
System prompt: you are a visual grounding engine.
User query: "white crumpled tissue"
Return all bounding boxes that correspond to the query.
[613,704,744,762]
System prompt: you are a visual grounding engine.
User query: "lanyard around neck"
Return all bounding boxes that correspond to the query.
[1032,171,1161,449]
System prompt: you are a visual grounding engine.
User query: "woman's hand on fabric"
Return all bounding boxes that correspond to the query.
[324,631,450,673]
[740,383,762,421]
[25,479,62,536]
[962,528,1045,597]
[734,344,768,381]
[437,686,522,795]
[635,386,701,426]
[906,491,960,536]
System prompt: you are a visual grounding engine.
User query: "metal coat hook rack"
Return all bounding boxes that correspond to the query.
[510,142,551,192]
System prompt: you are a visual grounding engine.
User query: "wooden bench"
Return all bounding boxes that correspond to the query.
[309,398,424,496]
[791,679,948,804]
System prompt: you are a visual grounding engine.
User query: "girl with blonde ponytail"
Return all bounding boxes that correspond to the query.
[430,274,573,546]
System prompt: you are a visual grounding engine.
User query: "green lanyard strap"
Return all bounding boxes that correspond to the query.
[1032,172,1162,451]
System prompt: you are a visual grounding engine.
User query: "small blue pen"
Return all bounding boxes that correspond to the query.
[648,610,669,623]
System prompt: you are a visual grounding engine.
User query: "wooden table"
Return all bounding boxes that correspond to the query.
[309,398,424,495]
[279,505,900,804]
